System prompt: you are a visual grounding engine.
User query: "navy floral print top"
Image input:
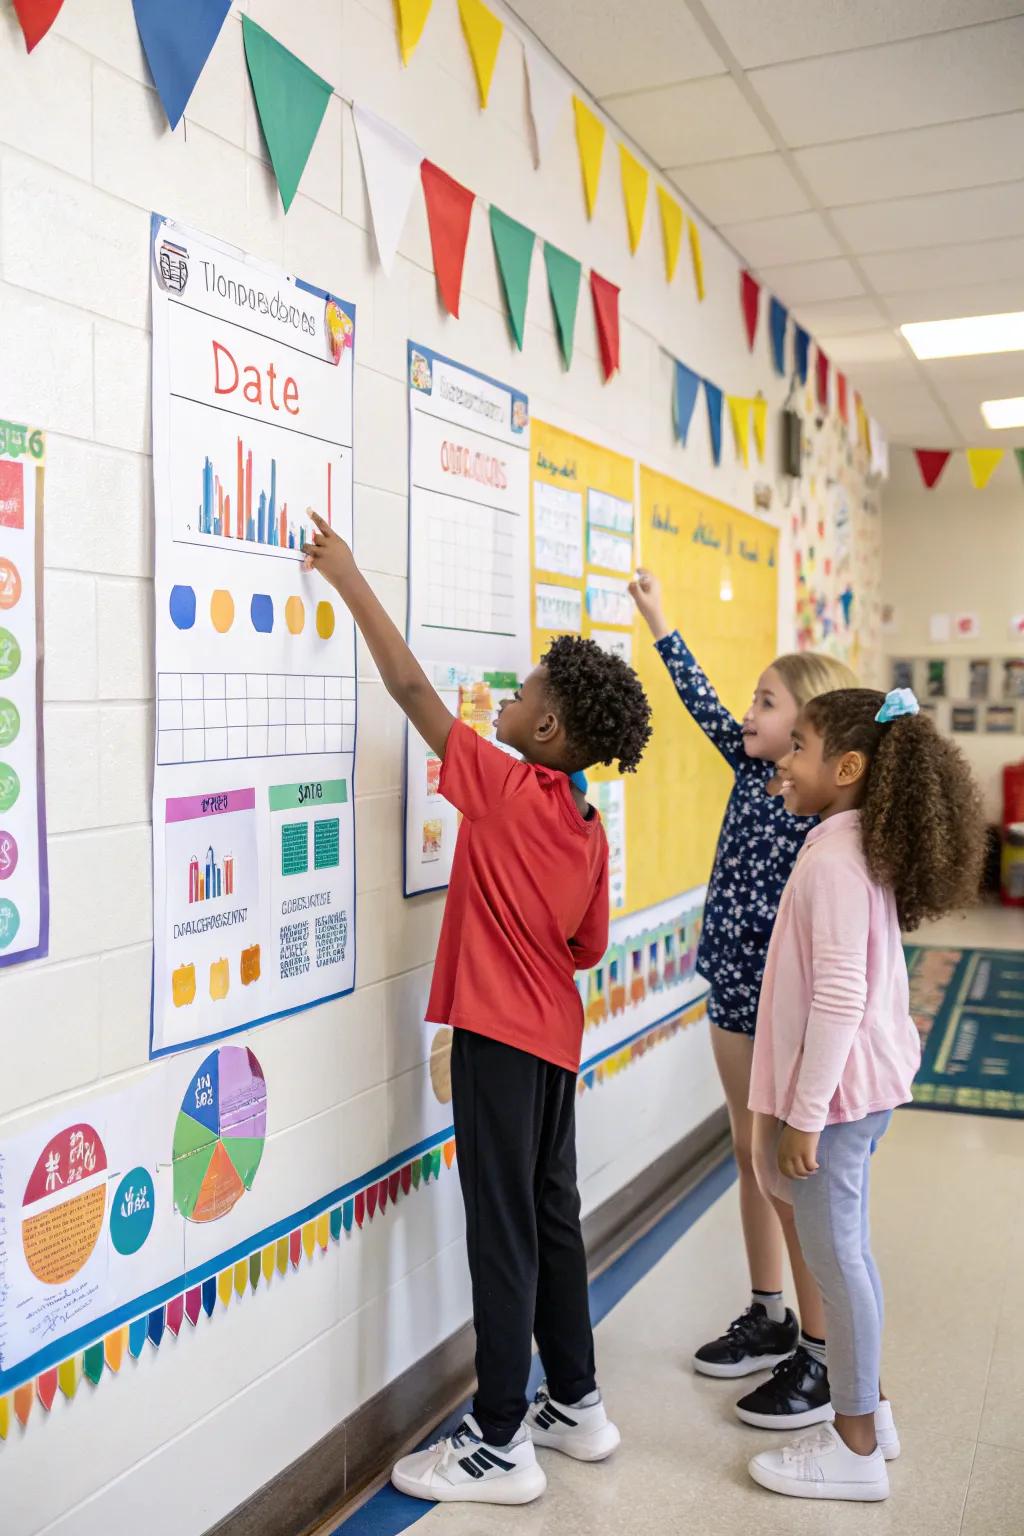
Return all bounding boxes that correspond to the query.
[656,631,816,1036]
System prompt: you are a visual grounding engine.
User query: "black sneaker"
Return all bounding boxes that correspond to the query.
[693,1304,798,1379]
[735,1346,834,1429]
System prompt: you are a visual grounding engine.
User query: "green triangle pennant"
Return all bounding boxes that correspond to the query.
[489,206,534,350]
[543,242,581,369]
[83,1342,105,1387]
[242,17,333,213]
[1015,448,1024,484]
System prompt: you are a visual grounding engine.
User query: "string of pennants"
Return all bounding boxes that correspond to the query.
[912,447,1016,492]
[577,996,707,1094]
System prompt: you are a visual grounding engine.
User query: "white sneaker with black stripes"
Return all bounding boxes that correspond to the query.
[390,1414,547,1504]
[525,1381,622,1461]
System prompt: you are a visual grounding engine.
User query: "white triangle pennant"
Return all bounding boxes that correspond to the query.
[523,44,565,168]
[869,416,889,480]
[353,104,424,275]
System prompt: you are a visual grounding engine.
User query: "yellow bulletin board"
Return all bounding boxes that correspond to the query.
[529,420,778,922]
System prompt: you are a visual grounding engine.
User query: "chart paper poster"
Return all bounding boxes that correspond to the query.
[405,344,530,894]
[150,215,357,1055]
[0,420,48,968]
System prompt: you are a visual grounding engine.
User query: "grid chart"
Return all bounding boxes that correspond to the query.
[426,499,516,635]
[157,672,356,765]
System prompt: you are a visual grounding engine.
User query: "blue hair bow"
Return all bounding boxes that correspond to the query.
[875,687,920,724]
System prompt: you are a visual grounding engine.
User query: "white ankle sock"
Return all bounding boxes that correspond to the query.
[800,1329,827,1366]
[752,1289,787,1325]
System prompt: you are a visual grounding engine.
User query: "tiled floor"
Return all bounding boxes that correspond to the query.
[378,910,1024,1535]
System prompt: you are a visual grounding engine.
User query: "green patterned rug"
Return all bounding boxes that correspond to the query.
[905,945,1024,1119]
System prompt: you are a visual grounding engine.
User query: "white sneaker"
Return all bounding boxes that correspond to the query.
[391,1415,547,1505]
[525,1381,621,1462]
[875,1399,901,1461]
[749,1422,890,1502]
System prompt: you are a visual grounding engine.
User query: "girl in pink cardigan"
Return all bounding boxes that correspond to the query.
[747,687,985,1504]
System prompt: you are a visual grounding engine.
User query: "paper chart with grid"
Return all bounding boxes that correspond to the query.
[157,672,356,765]
[425,498,516,636]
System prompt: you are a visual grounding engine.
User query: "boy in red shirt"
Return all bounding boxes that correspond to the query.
[304,514,651,1506]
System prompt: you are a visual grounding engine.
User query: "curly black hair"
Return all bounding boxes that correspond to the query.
[541,635,652,775]
[804,689,987,931]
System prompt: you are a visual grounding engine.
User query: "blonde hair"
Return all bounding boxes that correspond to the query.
[769,652,859,710]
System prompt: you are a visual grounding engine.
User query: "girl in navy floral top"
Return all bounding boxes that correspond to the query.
[631,569,857,1417]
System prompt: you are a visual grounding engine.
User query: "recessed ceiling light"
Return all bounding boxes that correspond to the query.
[981,396,1024,430]
[901,312,1024,360]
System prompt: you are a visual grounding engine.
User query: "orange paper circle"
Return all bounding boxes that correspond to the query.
[285,596,305,635]
[210,590,235,633]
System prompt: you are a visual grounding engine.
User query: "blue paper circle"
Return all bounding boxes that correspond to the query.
[110,1167,156,1256]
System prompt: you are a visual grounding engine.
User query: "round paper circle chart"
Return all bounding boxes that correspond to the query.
[22,1123,108,1285]
[172,1046,267,1224]
[109,1167,156,1256]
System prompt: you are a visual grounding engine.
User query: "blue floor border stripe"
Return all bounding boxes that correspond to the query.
[332,1152,737,1535]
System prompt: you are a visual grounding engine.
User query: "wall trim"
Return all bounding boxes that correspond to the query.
[208,1106,731,1536]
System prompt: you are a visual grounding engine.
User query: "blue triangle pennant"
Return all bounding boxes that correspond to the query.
[673,361,701,446]
[703,379,723,466]
[132,0,233,131]
[794,325,810,386]
[769,297,788,377]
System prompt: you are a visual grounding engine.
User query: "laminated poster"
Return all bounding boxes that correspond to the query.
[149,215,357,1056]
[404,344,531,895]
[0,420,47,968]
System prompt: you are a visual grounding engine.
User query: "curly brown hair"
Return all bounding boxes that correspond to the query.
[803,689,987,931]
[542,635,653,775]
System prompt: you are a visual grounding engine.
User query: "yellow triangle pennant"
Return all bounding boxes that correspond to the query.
[687,217,705,301]
[457,0,503,108]
[394,0,432,65]
[573,96,605,219]
[0,1397,9,1442]
[57,1357,81,1401]
[262,1244,276,1283]
[217,1268,233,1308]
[316,1212,330,1251]
[302,1220,317,1260]
[728,397,752,467]
[276,1236,289,1276]
[657,186,683,281]
[618,143,648,254]
[233,1260,248,1299]
[855,395,870,451]
[966,447,1004,489]
[753,398,768,462]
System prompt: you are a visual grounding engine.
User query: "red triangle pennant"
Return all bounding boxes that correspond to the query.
[914,449,952,490]
[13,0,64,51]
[354,1190,366,1228]
[420,160,475,318]
[388,1170,401,1204]
[589,270,620,382]
[837,372,849,423]
[367,1182,378,1219]
[816,348,829,409]
[740,271,760,351]
[165,1294,185,1337]
[401,1162,413,1195]
[184,1287,203,1327]
[37,1370,58,1413]
[377,1177,389,1213]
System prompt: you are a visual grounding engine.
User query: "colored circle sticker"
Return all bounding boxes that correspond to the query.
[285,596,305,635]
[0,830,18,880]
[210,589,234,633]
[316,601,335,639]
[109,1167,156,1256]
[0,628,20,679]
[250,594,274,633]
[0,763,19,813]
[0,699,20,747]
[0,897,18,950]
[0,559,21,611]
[169,585,196,630]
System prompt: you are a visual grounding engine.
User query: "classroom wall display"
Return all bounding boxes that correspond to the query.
[0,420,47,968]
[404,343,531,895]
[149,216,357,1056]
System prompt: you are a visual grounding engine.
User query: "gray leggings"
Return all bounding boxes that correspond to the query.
[791,1111,893,1417]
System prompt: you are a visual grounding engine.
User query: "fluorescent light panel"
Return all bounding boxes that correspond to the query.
[901,311,1024,360]
[981,396,1024,429]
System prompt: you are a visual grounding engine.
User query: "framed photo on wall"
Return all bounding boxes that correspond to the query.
[951,703,978,733]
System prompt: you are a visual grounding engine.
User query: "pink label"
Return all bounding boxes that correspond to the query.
[165,788,256,824]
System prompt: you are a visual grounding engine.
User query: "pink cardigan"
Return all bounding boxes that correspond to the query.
[749,810,921,1134]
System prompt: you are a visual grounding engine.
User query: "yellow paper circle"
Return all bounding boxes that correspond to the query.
[285,596,305,635]
[210,590,235,633]
[316,601,335,639]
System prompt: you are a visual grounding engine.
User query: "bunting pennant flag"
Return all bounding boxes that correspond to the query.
[184,1287,203,1326]
[411,1159,422,1189]
[543,242,581,369]
[353,105,423,275]
[166,1294,185,1335]
[57,1357,81,1400]
[248,1252,262,1290]
[728,396,752,467]
[128,1318,148,1358]
[740,272,760,351]
[794,326,810,385]
[837,373,849,424]
[148,1306,166,1347]
[242,18,333,213]
[104,1326,127,1373]
[489,206,535,349]
[83,1342,105,1386]
[619,144,649,255]
[14,1383,34,1428]
[816,348,830,409]
[420,160,475,317]
[262,1243,276,1282]
[289,1229,302,1266]
[0,1397,8,1442]
[342,1198,355,1230]
[590,271,620,382]
[12,0,64,51]
[523,45,564,167]
[444,1140,457,1168]
[753,398,768,463]
[329,1207,343,1241]
[201,1276,217,1315]
[704,380,723,465]
[301,1221,316,1259]
[36,1370,58,1412]
[388,1170,401,1202]
[275,1237,289,1276]
[855,393,870,452]
[132,0,232,130]
[914,449,952,489]
[458,0,503,109]
[573,96,605,219]
[869,418,889,479]
[394,0,433,64]
[687,218,705,301]
[673,362,701,445]
[966,447,1003,489]
[216,1268,233,1307]
[769,297,788,376]
[656,187,683,282]
[1015,447,1024,483]
[354,1190,366,1225]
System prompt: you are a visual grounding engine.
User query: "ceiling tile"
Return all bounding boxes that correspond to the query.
[719,210,840,266]
[667,152,809,225]
[747,19,1024,148]
[790,296,889,335]
[850,386,952,442]
[508,0,724,96]
[923,352,1024,386]
[832,182,1024,254]
[862,237,1024,293]
[794,113,1024,208]
[816,331,906,365]
[703,0,1024,70]
[885,280,1024,323]
[602,75,773,166]
[758,257,864,304]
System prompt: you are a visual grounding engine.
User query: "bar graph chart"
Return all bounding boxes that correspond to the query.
[195,437,333,552]
[188,845,236,904]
